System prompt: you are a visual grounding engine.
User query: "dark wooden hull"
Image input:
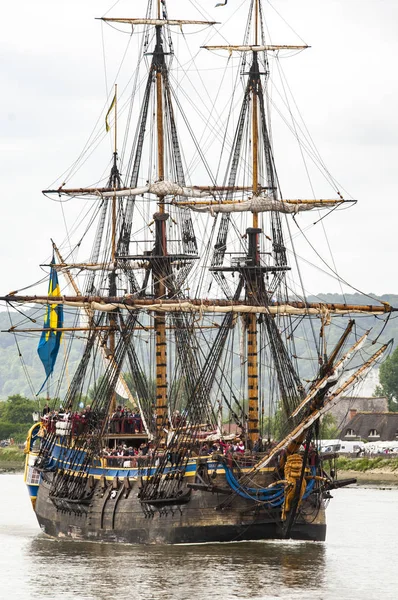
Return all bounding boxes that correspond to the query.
[34,471,327,544]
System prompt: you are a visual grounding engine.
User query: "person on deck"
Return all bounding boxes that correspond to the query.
[133,412,143,433]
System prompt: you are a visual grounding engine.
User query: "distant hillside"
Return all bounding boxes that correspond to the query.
[307,293,398,346]
[0,308,83,400]
[308,292,398,308]
[0,293,396,401]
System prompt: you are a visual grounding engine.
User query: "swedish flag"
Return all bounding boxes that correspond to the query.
[37,255,63,393]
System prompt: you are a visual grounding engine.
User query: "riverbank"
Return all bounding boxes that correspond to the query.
[336,456,398,484]
[0,447,25,472]
[339,469,398,484]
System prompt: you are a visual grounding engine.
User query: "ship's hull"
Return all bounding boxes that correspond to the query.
[33,466,326,544]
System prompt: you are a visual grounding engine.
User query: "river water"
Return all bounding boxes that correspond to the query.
[1,474,397,600]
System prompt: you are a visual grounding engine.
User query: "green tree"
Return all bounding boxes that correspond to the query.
[123,372,156,405]
[0,422,29,440]
[1,394,37,423]
[261,407,285,441]
[319,413,339,439]
[375,347,398,412]
[0,394,43,442]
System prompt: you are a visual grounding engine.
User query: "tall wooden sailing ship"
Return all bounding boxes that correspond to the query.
[4,0,395,543]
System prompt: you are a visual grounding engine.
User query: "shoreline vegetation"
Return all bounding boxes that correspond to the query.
[336,456,398,484]
[1,449,398,484]
[0,447,25,472]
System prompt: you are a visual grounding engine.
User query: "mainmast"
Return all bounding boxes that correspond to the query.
[153,0,168,437]
[247,0,261,446]
[100,2,215,438]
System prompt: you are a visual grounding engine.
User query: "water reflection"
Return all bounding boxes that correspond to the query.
[27,537,326,600]
[5,476,398,600]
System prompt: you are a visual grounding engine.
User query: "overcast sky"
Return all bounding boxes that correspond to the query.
[1,0,398,299]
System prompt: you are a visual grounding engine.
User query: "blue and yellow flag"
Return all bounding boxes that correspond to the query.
[37,255,63,393]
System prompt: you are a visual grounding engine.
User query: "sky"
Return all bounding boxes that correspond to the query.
[1,0,398,299]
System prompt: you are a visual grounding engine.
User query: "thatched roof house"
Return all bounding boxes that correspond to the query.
[327,396,388,430]
[340,411,398,442]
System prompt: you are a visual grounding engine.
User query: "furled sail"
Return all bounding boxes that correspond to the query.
[43,183,252,198]
[175,196,352,214]
[98,181,213,199]
[2,296,393,317]
[202,44,309,52]
[101,18,218,26]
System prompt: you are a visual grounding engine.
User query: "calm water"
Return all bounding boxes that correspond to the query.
[1,474,397,599]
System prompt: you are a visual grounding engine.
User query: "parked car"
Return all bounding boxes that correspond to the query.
[318,439,365,455]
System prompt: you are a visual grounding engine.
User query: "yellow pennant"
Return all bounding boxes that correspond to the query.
[105,92,116,132]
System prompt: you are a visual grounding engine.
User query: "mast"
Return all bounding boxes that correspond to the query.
[246,232,260,445]
[255,0,259,47]
[35,2,215,437]
[247,0,261,446]
[100,1,215,438]
[154,5,168,438]
[202,0,307,444]
[109,84,118,414]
